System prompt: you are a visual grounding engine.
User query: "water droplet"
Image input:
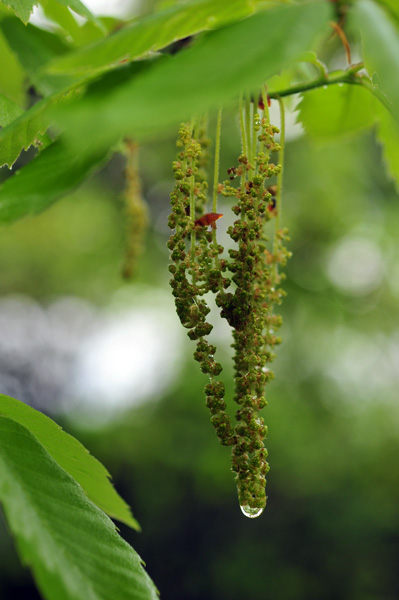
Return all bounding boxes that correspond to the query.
[240,505,264,518]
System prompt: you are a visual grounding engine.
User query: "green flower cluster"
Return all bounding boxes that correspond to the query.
[167,122,234,446]
[167,101,290,515]
[217,110,290,513]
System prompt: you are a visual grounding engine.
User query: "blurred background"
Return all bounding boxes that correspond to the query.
[1,2,399,600]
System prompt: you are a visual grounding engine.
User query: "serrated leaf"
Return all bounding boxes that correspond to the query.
[375,102,399,190]
[45,0,263,76]
[0,88,76,168]
[57,1,332,152]
[297,84,378,138]
[0,416,158,600]
[0,394,139,530]
[0,0,37,24]
[351,0,399,122]
[0,139,109,224]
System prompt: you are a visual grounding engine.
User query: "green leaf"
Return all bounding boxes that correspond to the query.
[351,0,399,122]
[39,0,108,47]
[40,0,84,43]
[45,0,262,76]
[375,102,399,190]
[0,17,77,95]
[297,83,378,138]
[0,0,37,24]
[0,416,158,600]
[0,91,23,127]
[0,28,26,105]
[296,81,399,189]
[54,0,106,33]
[0,394,139,529]
[374,0,399,24]
[0,88,76,168]
[57,1,332,152]
[0,139,109,224]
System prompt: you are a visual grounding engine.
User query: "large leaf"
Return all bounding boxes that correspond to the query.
[297,83,378,138]
[0,0,37,24]
[351,0,399,122]
[0,394,139,530]
[0,139,109,224]
[57,2,332,152]
[45,0,263,76]
[0,416,158,600]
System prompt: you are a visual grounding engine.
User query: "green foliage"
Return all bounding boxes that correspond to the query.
[0,92,55,168]
[0,416,158,600]
[0,395,140,529]
[0,140,109,223]
[297,84,378,138]
[53,0,105,32]
[56,2,331,152]
[297,77,399,189]
[0,0,101,27]
[0,17,77,95]
[0,91,24,127]
[0,0,37,24]
[376,102,399,189]
[45,0,262,76]
[0,28,26,105]
[351,0,399,122]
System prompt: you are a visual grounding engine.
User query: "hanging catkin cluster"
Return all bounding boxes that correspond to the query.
[168,96,290,517]
[121,140,149,279]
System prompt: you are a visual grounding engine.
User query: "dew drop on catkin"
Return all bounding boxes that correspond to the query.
[240,505,264,519]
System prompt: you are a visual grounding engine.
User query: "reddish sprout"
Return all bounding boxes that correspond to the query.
[195,213,223,229]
